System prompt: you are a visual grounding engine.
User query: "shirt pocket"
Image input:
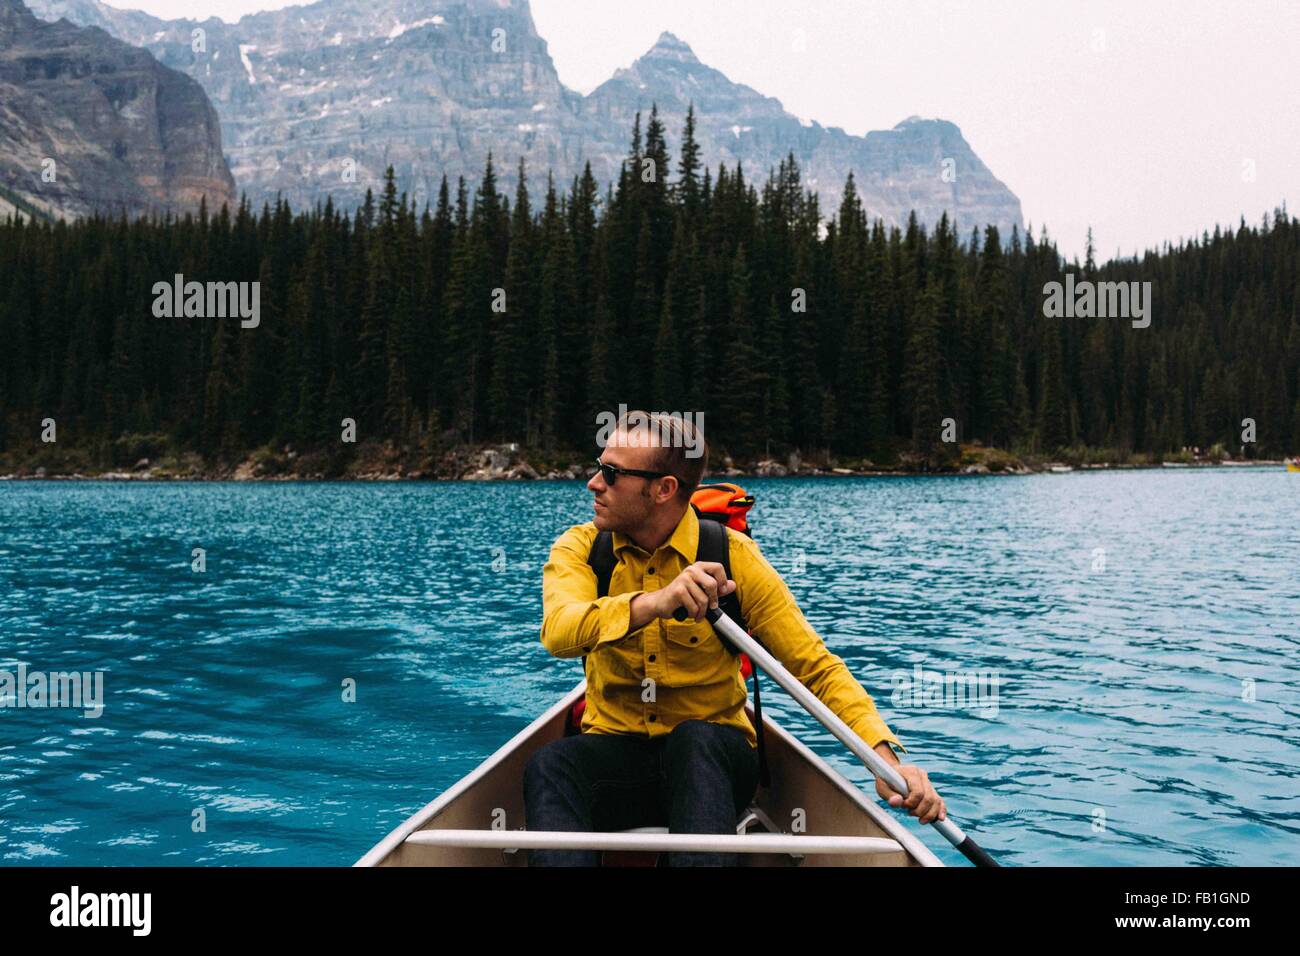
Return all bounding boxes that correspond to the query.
[662,618,730,687]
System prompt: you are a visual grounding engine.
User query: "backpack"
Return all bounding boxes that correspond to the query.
[585,482,771,789]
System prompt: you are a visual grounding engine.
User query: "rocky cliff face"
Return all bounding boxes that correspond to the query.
[0,0,235,221]
[23,0,1022,236]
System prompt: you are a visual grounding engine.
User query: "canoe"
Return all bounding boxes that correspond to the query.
[1287,459,1300,472]
[357,681,943,867]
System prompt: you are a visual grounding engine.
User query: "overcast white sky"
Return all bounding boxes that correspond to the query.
[83,0,1298,261]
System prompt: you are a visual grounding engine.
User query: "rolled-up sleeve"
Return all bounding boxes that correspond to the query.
[732,533,906,755]
[540,525,642,659]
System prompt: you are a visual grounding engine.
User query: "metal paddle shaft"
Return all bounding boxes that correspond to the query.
[682,605,999,867]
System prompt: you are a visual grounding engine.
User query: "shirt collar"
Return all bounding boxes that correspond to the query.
[611,505,698,562]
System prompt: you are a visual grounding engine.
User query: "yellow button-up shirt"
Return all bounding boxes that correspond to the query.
[540,505,904,754]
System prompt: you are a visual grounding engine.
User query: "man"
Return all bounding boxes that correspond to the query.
[524,410,945,866]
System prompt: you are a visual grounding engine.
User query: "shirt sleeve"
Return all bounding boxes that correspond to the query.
[730,532,906,755]
[540,525,643,659]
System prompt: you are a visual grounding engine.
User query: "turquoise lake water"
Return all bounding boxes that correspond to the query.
[1,471,1297,866]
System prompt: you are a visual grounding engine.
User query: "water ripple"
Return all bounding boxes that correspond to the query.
[0,473,1296,865]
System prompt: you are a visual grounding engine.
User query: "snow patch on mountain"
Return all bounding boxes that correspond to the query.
[388,15,445,40]
[238,44,257,84]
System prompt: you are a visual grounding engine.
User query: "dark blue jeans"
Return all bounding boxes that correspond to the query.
[523,719,759,867]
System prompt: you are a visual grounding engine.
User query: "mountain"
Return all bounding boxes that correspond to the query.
[0,0,236,221]
[21,0,1022,235]
[589,32,1021,236]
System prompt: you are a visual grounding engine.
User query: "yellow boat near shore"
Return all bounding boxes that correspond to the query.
[1288,458,1300,472]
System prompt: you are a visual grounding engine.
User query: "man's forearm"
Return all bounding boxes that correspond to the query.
[539,591,659,658]
[541,591,642,657]
[626,591,663,636]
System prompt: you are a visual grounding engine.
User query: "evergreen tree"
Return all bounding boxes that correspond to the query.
[904,282,947,460]
[676,103,703,221]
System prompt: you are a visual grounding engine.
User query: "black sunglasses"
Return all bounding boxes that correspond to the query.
[595,458,669,485]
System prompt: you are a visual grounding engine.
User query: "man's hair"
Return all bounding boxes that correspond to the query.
[615,410,708,504]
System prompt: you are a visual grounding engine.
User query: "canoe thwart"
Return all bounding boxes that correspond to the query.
[403,829,905,856]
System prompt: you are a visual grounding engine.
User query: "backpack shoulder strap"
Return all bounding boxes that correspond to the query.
[581,530,618,684]
[696,510,770,788]
[695,514,746,637]
[588,529,616,598]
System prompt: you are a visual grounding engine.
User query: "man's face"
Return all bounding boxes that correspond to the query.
[588,428,663,533]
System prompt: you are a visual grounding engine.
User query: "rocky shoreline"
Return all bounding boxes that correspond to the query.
[0,441,1284,482]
